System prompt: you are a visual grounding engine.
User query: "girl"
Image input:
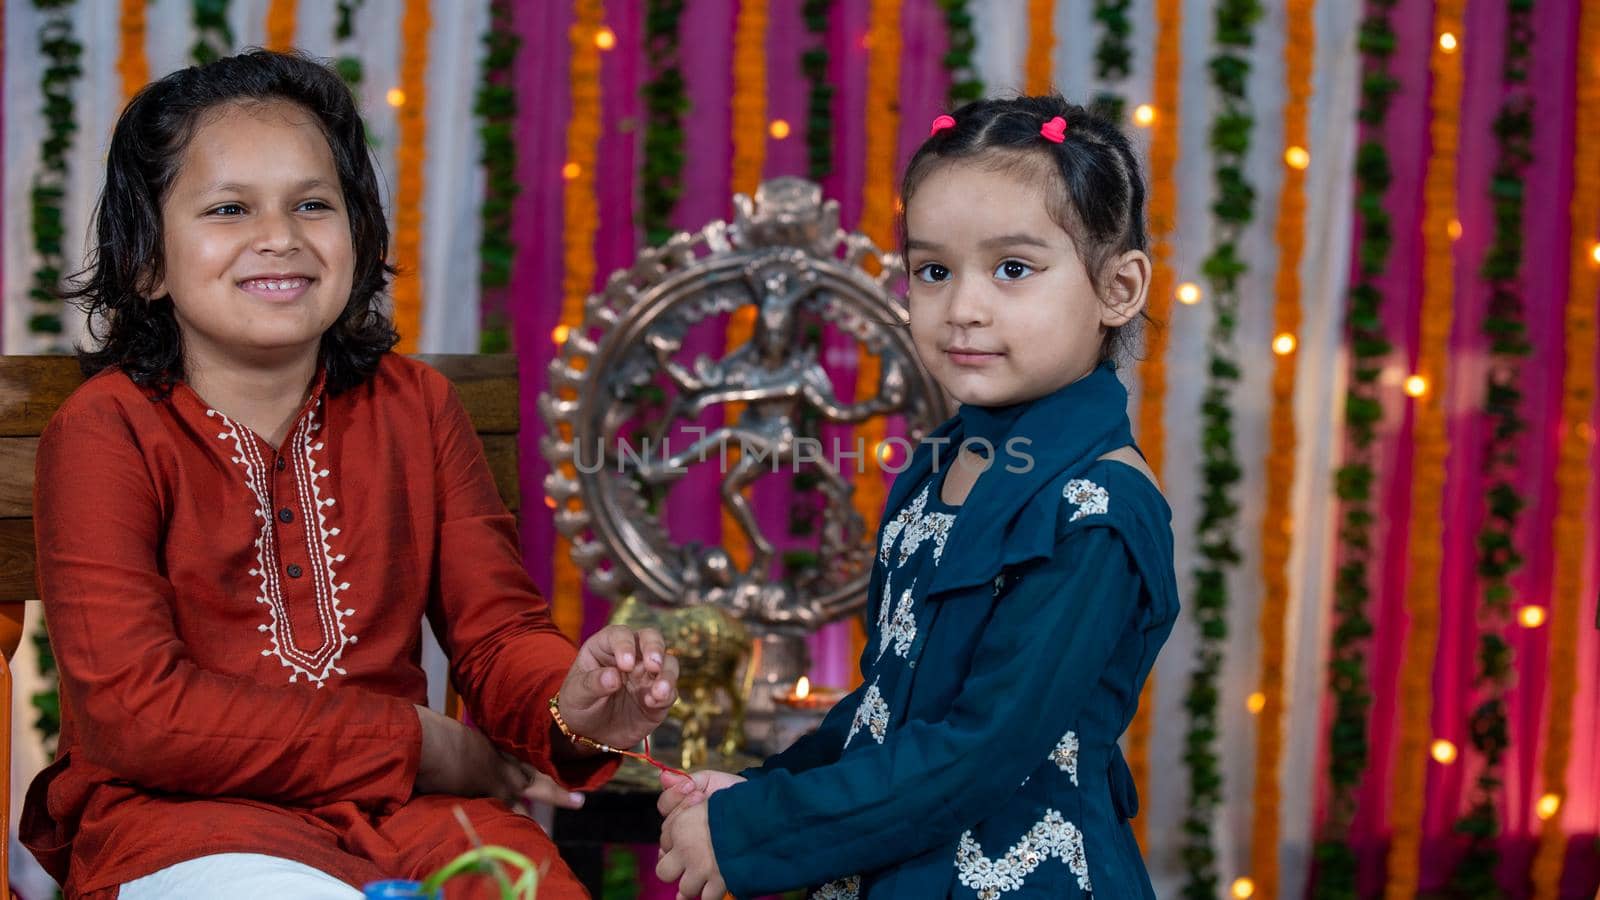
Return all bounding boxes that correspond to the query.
[655,96,1180,899]
[24,51,680,900]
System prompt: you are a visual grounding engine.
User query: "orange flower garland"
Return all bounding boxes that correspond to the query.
[1250,2,1314,896]
[265,0,296,52]
[118,0,148,101]
[553,0,607,640]
[1024,0,1054,94]
[1529,3,1600,895]
[722,0,770,573]
[850,0,902,671]
[1128,0,1182,848]
[390,0,430,355]
[1383,3,1465,896]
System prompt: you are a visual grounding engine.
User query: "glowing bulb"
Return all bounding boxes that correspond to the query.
[562,162,581,180]
[769,119,791,140]
[386,87,406,107]
[544,496,557,509]
[1449,219,1463,240]
[594,26,617,50]
[1285,146,1310,170]
[1590,241,1600,265]
[795,676,811,699]
[1246,692,1266,714]
[1536,793,1561,820]
[1232,878,1256,899]
[1177,282,1203,305]
[1405,375,1428,398]
[875,441,894,463]
[1431,740,1458,764]
[1133,104,1156,127]
[1439,32,1458,52]
[552,324,571,344]
[1519,605,1547,628]
[1273,333,1297,356]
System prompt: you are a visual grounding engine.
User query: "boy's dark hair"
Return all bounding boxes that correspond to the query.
[72,49,396,393]
[900,95,1153,365]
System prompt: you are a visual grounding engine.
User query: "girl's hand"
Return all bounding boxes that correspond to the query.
[657,801,726,900]
[657,769,746,817]
[556,625,681,751]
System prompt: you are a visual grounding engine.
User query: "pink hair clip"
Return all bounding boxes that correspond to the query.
[929,114,956,136]
[1040,116,1068,143]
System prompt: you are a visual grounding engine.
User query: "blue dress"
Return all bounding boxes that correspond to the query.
[708,365,1180,899]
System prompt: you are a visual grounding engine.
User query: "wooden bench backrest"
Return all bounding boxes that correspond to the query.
[0,354,521,661]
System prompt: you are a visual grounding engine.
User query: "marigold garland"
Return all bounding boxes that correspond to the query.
[1528,2,1600,894]
[1127,0,1182,848]
[118,0,148,100]
[1023,0,1054,94]
[1250,3,1313,897]
[265,0,295,52]
[722,0,770,574]
[554,0,607,640]
[850,0,902,672]
[1383,3,1466,897]
[1446,1,1534,894]
[390,0,429,354]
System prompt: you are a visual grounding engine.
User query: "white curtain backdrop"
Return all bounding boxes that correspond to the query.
[3,4,485,893]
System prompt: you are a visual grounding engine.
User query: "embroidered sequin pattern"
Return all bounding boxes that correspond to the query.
[1052,731,1079,785]
[877,584,917,661]
[955,810,1092,897]
[845,678,889,748]
[1063,479,1109,522]
[810,876,861,899]
[880,486,956,568]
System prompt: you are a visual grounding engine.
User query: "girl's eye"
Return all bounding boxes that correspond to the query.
[298,200,332,212]
[995,260,1034,281]
[209,203,245,217]
[913,263,951,284]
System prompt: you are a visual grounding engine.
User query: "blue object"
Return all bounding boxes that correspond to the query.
[362,880,438,899]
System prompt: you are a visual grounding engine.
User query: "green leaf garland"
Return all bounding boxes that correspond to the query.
[1314,2,1401,896]
[1445,1,1534,894]
[1181,1,1261,896]
[1091,0,1133,123]
[191,0,234,67]
[640,0,688,247]
[27,0,82,345]
[476,0,520,354]
[802,0,832,181]
[938,0,982,108]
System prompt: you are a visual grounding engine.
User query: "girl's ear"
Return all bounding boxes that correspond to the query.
[1100,249,1150,328]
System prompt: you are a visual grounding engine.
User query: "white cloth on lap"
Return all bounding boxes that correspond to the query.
[118,852,364,899]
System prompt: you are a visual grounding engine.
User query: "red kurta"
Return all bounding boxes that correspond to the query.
[22,354,614,898]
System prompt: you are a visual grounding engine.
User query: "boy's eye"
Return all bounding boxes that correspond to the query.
[913,263,951,284]
[995,260,1034,281]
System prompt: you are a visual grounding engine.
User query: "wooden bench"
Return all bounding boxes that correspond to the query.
[0,353,520,897]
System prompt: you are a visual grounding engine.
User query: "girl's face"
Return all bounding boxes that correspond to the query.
[904,161,1147,408]
[153,100,355,376]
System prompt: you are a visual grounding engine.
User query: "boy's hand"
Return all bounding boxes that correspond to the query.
[657,801,726,900]
[556,625,680,751]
